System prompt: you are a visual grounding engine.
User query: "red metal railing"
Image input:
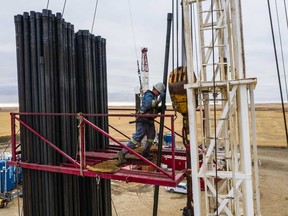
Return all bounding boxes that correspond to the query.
[9,112,178,182]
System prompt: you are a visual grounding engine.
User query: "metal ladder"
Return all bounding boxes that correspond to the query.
[182,0,260,215]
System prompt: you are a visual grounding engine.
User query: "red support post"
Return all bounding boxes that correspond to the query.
[10,113,16,161]
[77,113,86,176]
[171,116,175,179]
[15,115,80,168]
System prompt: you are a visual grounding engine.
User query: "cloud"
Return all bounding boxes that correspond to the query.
[0,0,287,104]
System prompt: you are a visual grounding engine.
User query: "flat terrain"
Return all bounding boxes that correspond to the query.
[2,147,288,216]
[1,104,288,215]
[111,146,288,216]
[1,104,287,146]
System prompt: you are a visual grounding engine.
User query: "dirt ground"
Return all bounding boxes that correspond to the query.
[1,104,288,215]
[2,146,287,216]
[110,146,288,216]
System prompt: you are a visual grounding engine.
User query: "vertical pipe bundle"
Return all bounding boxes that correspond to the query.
[14,9,111,216]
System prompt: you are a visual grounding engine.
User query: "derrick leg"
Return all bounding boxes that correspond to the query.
[182,114,194,216]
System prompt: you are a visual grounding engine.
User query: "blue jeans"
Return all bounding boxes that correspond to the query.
[122,120,155,154]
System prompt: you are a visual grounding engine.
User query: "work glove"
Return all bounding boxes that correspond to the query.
[156,92,165,104]
[157,104,166,113]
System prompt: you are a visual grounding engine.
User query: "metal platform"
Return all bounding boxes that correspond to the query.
[8,147,186,187]
[8,112,187,187]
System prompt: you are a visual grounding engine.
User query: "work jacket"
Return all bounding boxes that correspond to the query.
[139,90,161,121]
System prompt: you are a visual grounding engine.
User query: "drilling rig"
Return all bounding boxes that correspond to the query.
[141,47,149,94]
[135,47,149,112]
[168,0,261,215]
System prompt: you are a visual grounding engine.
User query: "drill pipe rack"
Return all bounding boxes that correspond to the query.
[8,112,186,187]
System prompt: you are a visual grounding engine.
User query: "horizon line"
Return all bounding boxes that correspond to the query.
[0,101,287,109]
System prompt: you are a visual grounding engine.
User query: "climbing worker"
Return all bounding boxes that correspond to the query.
[117,82,166,165]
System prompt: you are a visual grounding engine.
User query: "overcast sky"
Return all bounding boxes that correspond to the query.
[0,0,287,106]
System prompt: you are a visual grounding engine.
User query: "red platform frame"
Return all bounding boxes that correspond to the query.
[8,112,186,187]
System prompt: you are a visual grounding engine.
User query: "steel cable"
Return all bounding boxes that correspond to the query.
[46,0,50,9]
[62,0,67,16]
[91,0,99,34]
[284,0,288,30]
[128,0,139,62]
[267,0,288,145]
[127,0,142,95]
[275,0,288,101]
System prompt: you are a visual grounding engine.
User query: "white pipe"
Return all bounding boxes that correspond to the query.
[182,0,201,215]
[237,84,254,215]
[249,85,261,216]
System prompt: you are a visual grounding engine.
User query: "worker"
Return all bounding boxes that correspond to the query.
[117,82,166,165]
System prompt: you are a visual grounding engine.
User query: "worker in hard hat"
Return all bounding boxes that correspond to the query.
[117,82,166,165]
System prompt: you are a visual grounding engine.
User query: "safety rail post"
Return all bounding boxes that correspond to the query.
[82,114,175,180]
[10,113,16,161]
[14,114,80,167]
[77,113,85,176]
[170,115,175,179]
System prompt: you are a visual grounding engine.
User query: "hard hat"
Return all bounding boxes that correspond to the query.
[153,83,165,94]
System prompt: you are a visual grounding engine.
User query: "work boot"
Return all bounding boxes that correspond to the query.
[116,151,126,166]
[142,141,153,159]
[141,150,154,160]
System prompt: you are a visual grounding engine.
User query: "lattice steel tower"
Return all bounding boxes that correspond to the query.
[141,47,149,93]
[182,0,261,215]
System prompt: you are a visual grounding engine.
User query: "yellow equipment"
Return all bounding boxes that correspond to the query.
[168,66,197,115]
[168,66,198,215]
[168,66,188,115]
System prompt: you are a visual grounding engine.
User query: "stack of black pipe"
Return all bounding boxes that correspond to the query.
[14,9,111,216]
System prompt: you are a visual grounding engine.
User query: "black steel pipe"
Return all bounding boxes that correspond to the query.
[153,12,173,216]
[15,9,111,216]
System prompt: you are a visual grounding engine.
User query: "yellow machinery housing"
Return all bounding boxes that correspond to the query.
[168,66,197,115]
